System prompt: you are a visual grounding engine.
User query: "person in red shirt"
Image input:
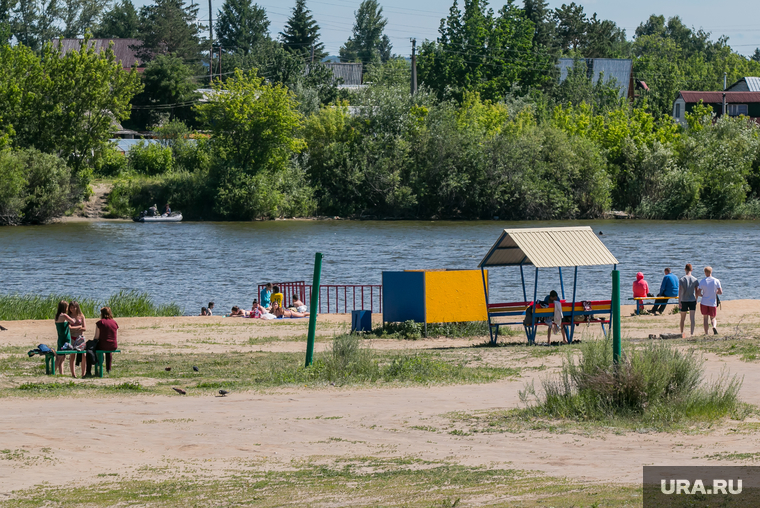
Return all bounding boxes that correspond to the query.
[632,272,649,314]
[93,306,119,374]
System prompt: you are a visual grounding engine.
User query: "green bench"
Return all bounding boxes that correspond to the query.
[44,350,120,377]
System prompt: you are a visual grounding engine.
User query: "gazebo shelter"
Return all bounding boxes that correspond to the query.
[478,226,619,344]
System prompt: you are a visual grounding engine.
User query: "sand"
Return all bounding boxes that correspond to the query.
[1,300,760,498]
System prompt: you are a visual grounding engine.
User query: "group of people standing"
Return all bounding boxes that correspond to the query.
[54,301,119,377]
[634,264,723,336]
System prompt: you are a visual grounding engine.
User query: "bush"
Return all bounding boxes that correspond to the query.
[521,339,743,425]
[93,147,128,177]
[0,150,26,225]
[128,142,174,175]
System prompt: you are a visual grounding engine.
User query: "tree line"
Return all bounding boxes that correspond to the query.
[1,0,760,224]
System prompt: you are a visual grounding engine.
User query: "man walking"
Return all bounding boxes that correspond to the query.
[697,266,723,335]
[678,264,699,337]
[651,267,679,315]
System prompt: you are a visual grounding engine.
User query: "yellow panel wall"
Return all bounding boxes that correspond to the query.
[423,270,488,323]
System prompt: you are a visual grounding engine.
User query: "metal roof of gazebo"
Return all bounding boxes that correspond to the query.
[478,226,618,268]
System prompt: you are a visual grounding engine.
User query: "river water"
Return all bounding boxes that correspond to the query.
[1,220,758,314]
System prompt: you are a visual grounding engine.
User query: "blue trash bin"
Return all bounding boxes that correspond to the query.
[351,310,372,333]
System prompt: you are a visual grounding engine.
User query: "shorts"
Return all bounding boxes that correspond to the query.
[679,301,696,312]
[700,304,717,318]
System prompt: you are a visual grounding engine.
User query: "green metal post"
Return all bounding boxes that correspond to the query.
[305,252,323,367]
[612,269,621,364]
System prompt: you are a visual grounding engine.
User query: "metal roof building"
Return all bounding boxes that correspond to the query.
[52,38,143,71]
[557,58,634,98]
[672,91,760,125]
[726,77,760,92]
[320,62,364,89]
[479,227,618,268]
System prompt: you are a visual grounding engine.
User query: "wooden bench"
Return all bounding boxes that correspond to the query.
[486,300,612,344]
[629,296,677,315]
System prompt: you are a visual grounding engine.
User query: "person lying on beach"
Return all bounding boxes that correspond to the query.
[292,294,308,313]
[250,300,267,318]
[229,306,247,317]
[270,301,309,318]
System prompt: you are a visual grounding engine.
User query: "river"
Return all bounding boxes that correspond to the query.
[1,220,758,314]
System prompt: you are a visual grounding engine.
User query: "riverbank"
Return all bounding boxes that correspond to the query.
[1,300,759,505]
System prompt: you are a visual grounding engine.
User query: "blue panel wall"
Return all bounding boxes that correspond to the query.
[382,271,425,323]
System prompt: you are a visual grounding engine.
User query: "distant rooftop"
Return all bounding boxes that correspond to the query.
[558,58,633,98]
[52,38,143,70]
[726,77,760,92]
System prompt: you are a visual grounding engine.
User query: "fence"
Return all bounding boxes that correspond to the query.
[257,282,382,314]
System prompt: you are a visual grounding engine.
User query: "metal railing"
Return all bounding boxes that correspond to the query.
[257,282,382,314]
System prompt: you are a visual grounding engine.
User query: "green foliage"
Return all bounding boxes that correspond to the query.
[0,148,71,225]
[215,0,269,55]
[279,0,326,61]
[93,0,139,38]
[128,142,174,175]
[129,54,199,130]
[136,0,203,64]
[0,290,180,320]
[339,0,391,66]
[417,0,548,102]
[93,146,128,177]
[521,339,743,426]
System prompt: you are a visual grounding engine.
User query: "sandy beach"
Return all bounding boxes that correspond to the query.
[1,300,759,505]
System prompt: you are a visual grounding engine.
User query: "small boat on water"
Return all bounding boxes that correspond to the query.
[133,212,183,223]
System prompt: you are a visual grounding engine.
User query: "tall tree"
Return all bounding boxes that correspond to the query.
[129,54,199,130]
[753,48,760,63]
[136,0,203,63]
[94,0,139,38]
[339,0,391,65]
[553,2,587,52]
[280,0,325,61]
[418,0,546,102]
[584,13,628,58]
[13,0,61,49]
[0,0,16,27]
[215,0,269,55]
[523,0,555,51]
[60,0,108,37]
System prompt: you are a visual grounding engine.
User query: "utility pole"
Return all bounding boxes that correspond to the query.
[208,0,213,83]
[410,38,417,95]
[723,92,727,119]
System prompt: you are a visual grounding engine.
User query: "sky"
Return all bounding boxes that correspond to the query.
[148,0,760,58]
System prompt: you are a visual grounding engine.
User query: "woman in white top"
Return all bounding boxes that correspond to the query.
[545,290,568,345]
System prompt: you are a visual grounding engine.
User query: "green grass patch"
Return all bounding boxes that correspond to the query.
[5,335,519,397]
[0,456,642,507]
[510,338,748,432]
[371,320,498,340]
[0,291,183,320]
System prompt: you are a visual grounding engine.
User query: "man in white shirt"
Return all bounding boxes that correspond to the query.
[696,266,723,335]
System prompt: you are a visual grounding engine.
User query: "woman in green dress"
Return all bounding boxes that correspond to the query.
[54,301,77,377]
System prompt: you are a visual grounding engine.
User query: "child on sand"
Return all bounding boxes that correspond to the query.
[200,307,210,316]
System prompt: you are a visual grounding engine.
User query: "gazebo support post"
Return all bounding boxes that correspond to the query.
[529,266,539,344]
[558,267,565,300]
[480,267,494,344]
[519,264,527,302]
[568,266,578,342]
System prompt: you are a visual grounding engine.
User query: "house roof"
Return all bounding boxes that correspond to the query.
[321,62,363,86]
[558,58,632,98]
[678,91,760,103]
[726,77,760,92]
[52,38,142,69]
[478,227,618,268]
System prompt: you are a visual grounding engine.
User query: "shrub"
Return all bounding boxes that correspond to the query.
[93,146,128,177]
[128,142,174,175]
[521,339,743,425]
[0,150,26,225]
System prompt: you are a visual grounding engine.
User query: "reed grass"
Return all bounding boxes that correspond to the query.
[0,291,182,320]
[519,338,744,427]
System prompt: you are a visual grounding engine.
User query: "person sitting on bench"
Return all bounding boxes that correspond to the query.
[544,290,568,344]
[651,267,679,315]
[87,307,119,377]
[633,272,649,314]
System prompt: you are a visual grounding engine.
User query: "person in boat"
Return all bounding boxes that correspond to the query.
[270,301,309,318]
[148,204,157,217]
[164,204,171,215]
